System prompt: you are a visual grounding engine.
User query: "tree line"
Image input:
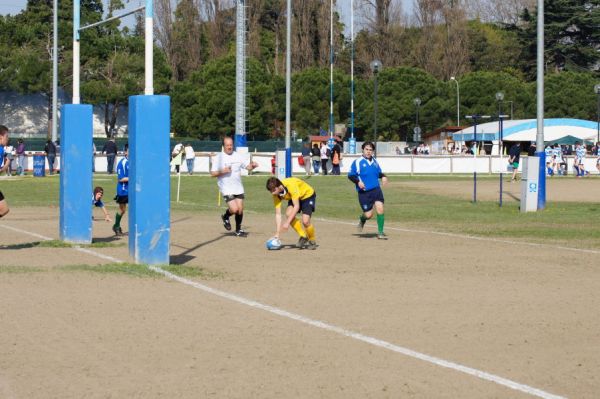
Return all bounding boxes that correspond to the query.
[0,0,598,140]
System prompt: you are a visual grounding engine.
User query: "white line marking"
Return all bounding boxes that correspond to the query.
[316,217,600,255]
[1,224,124,263]
[0,223,567,399]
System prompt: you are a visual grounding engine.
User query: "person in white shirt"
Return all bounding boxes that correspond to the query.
[211,136,258,236]
[171,142,184,173]
[184,143,195,175]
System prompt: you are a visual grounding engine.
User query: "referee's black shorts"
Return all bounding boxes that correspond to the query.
[358,187,384,212]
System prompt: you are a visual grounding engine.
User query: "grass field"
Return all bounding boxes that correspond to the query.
[2,173,599,250]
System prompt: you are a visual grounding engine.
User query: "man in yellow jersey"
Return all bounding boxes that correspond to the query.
[266,177,317,250]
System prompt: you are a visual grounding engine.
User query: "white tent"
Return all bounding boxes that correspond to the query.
[452,118,598,142]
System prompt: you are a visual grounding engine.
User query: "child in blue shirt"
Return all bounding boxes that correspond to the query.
[92,186,112,222]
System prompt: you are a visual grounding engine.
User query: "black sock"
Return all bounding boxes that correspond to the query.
[223,209,232,219]
[235,213,243,231]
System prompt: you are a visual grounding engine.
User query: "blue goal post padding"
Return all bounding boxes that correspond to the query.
[128,95,171,264]
[59,104,93,243]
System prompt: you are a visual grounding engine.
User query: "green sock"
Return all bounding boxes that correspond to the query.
[360,215,367,223]
[376,213,385,234]
[114,212,122,228]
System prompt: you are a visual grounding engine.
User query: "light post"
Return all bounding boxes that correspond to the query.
[595,84,600,143]
[413,97,421,142]
[450,76,460,126]
[496,91,505,207]
[370,59,382,151]
[466,114,491,203]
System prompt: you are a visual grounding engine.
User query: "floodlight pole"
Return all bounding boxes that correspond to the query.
[144,0,153,95]
[52,0,58,142]
[496,91,504,207]
[329,0,334,138]
[535,0,546,210]
[73,0,80,104]
[285,0,291,177]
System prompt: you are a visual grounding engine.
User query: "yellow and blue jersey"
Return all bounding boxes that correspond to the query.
[272,177,315,209]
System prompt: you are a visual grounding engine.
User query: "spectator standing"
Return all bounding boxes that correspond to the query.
[508,143,521,182]
[320,143,329,175]
[92,142,96,173]
[301,142,312,176]
[311,144,321,175]
[4,141,14,175]
[348,141,388,240]
[527,142,536,157]
[102,138,117,174]
[0,126,9,216]
[211,136,258,236]
[594,142,600,173]
[574,142,587,177]
[171,142,183,173]
[184,143,195,175]
[44,139,57,175]
[16,138,25,176]
[331,140,342,175]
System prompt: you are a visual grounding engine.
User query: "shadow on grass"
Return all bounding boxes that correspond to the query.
[170,233,229,265]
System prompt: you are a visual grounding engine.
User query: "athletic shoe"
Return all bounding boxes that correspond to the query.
[297,236,309,249]
[221,214,232,231]
[306,240,318,250]
[377,233,388,240]
[234,229,247,237]
[357,218,366,232]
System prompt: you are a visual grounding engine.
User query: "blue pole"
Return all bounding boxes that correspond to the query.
[473,120,477,203]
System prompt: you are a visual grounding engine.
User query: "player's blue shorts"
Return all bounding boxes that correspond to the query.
[287,192,316,216]
[358,186,384,212]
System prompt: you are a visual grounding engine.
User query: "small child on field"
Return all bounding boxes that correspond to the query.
[92,186,112,222]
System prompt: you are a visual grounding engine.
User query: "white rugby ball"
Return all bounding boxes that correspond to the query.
[266,237,282,250]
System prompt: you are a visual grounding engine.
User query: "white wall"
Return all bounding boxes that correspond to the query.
[11,153,599,175]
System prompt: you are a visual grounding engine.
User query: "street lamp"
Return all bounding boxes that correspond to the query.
[413,97,421,142]
[496,91,505,207]
[370,59,382,149]
[450,76,460,126]
[595,84,600,143]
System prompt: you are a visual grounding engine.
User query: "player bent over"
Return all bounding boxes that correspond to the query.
[266,177,317,250]
[348,141,389,240]
[211,136,258,236]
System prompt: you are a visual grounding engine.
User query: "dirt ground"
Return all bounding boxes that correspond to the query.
[393,175,600,203]
[1,202,600,398]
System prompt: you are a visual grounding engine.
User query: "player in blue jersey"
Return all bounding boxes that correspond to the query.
[92,186,112,222]
[112,144,129,235]
[348,141,389,240]
[0,125,10,217]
